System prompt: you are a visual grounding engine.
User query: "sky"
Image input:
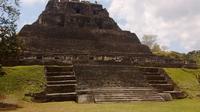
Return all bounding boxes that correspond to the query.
[18,0,200,53]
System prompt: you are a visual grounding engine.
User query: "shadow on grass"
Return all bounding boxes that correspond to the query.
[0,102,22,111]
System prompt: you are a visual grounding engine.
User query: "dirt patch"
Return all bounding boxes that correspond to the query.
[0,103,22,111]
[0,95,22,111]
[0,95,6,100]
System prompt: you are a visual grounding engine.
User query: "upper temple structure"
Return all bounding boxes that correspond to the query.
[19,0,151,56]
[17,0,197,103]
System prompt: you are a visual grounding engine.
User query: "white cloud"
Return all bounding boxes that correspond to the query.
[107,0,200,52]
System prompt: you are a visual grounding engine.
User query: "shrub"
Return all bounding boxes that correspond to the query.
[0,64,3,76]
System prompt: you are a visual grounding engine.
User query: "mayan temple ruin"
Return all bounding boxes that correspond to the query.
[19,0,151,61]
[18,0,196,103]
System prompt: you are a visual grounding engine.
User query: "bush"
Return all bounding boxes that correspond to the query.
[0,64,4,76]
[0,64,2,76]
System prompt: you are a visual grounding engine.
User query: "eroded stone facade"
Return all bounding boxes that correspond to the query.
[18,0,196,68]
[19,0,150,56]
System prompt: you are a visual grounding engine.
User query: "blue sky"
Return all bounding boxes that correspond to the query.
[18,0,200,53]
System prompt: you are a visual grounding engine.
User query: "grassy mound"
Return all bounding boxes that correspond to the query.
[164,68,200,98]
[0,66,45,100]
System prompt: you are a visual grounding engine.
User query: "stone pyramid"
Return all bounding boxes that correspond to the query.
[19,0,151,55]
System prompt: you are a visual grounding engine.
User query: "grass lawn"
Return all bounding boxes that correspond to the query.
[7,99,200,112]
[164,68,200,97]
[1,66,200,112]
[0,65,45,100]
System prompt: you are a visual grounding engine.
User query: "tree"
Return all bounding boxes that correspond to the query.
[168,51,186,60]
[161,45,168,51]
[151,43,161,53]
[0,0,21,63]
[186,50,200,66]
[141,34,157,49]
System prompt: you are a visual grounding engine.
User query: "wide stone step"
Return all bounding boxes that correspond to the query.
[141,68,159,73]
[92,87,164,102]
[77,88,156,94]
[47,75,75,78]
[95,95,163,99]
[95,94,161,98]
[94,91,157,94]
[46,72,74,76]
[148,80,168,84]
[94,87,154,91]
[145,75,166,80]
[143,72,161,75]
[47,84,77,87]
[95,98,143,102]
[94,91,160,96]
[47,80,77,85]
[95,97,162,100]
[46,84,76,93]
[45,66,73,72]
[94,91,156,94]
[46,75,76,81]
[151,84,174,91]
[91,88,157,94]
[45,92,76,101]
[46,92,76,97]
[95,96,163,102]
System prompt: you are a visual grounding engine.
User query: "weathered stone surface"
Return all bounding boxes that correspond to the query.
[75,65,150,89]
[141,67,187,100]
[17,0,197,69]
[77,94,94,103]
[159,93,173,101]
[18,0,151,55]
[44,65,77,101]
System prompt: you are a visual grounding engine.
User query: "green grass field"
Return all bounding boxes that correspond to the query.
[164,68,200,97]
[7,99,200,112]
[0,66,45,100]
[0,66,200,112]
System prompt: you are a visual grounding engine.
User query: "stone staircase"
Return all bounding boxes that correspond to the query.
[40,65,186,103]
[141,67,186,99]
[44,65,77,101]
[93,87,164,103]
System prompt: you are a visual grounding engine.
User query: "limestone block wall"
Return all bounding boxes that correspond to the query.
[74,65,150,90]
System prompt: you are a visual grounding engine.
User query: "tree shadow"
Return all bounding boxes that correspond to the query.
[0,102,22,111]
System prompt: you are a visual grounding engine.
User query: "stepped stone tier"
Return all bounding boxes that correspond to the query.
[18,0,196,68]
[19,0,194,103]
[33,65,186,103]
[19,0,150,55]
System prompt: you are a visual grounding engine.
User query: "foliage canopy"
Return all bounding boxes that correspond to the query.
[0,0,21,63]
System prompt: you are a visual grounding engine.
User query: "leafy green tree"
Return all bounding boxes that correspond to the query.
[168,51,186,60]
[0,0,21,63]
[152,43,162,53]
[186,50,200,66]
[141,34,190,61]
[142,34,167,53]
[141,34,157,49]
[142,35,199,65]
